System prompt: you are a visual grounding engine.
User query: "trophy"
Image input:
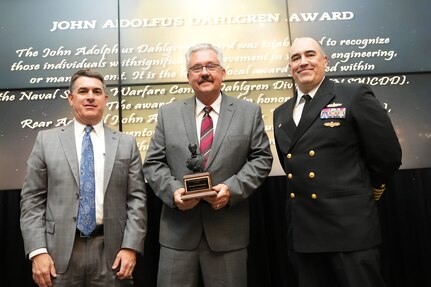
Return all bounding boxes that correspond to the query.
[182,144,217,200]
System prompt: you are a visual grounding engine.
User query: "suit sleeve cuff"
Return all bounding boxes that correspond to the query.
[372,184,386,201]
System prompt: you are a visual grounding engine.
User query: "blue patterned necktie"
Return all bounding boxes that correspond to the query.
[77,125,96,236]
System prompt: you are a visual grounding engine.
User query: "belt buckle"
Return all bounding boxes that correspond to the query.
[77,225,103,238]
[78,230,91,238]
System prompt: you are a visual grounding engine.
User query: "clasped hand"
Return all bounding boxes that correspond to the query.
[173,183,230,210]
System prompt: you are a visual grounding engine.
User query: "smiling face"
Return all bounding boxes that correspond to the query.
[289,37,328,94]
[186,48,226,105]
[67,76,108,126]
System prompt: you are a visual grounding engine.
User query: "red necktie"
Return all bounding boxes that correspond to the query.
[200,106,213,167]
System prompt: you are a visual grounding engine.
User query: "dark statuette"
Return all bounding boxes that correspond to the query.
[186,144,205,173]
[182,144,216,200]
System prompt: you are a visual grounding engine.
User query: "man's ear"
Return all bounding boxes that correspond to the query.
[67,92,73,106]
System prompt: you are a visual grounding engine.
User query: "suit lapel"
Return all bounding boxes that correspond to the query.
[274,97,296,151]
[206,94,235,169]
[103,125,119,193]
[181,97,199,147]
[290,78,335,150]
[283,95,298,141]
[59,123,79,186]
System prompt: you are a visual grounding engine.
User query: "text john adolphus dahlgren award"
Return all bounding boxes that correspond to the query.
[182,144,217,200]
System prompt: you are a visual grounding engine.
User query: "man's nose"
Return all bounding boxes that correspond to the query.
[299,55,308,65]
[86,92,95,99]
[201,66,210,74]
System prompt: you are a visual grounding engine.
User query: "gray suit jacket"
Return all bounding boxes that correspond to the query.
[20,122,147,273]
[143,93,272,251]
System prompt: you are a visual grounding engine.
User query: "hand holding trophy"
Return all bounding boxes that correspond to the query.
[182,144,217,200]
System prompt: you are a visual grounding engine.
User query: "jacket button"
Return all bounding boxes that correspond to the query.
[311,194,317,199]
[290,193,295,198]
[309,172,315,179]
[287,153,292,159]
[287,173,293,179]
[309,150,315,157]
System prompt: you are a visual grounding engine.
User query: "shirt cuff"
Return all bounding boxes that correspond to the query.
[29,248,48,260]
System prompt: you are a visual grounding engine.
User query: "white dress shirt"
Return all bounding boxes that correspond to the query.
[74,119,105,225]
[293,78,325,125]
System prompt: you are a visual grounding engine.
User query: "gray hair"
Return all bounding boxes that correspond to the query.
[185,43,224,69]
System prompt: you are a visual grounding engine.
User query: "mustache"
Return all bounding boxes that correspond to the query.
[198,76,213,84]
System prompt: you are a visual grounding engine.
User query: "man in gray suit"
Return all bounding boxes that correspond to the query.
[20,69,147,287]
[143,43,273,287]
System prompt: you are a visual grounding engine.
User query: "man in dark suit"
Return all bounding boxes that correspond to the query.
[143,43,273,287]
[20,69,147,287]
[273,37,402,287]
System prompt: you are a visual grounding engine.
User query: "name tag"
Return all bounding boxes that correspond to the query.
[320,108,346,119]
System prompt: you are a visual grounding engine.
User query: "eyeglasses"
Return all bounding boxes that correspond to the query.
[188,63,222,74]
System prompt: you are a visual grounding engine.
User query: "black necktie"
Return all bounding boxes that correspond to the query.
[299,94,312,124]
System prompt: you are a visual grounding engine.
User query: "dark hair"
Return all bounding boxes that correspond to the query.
[68,69,106,93]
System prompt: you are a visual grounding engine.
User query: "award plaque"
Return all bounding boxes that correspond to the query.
[182,144,217,200]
